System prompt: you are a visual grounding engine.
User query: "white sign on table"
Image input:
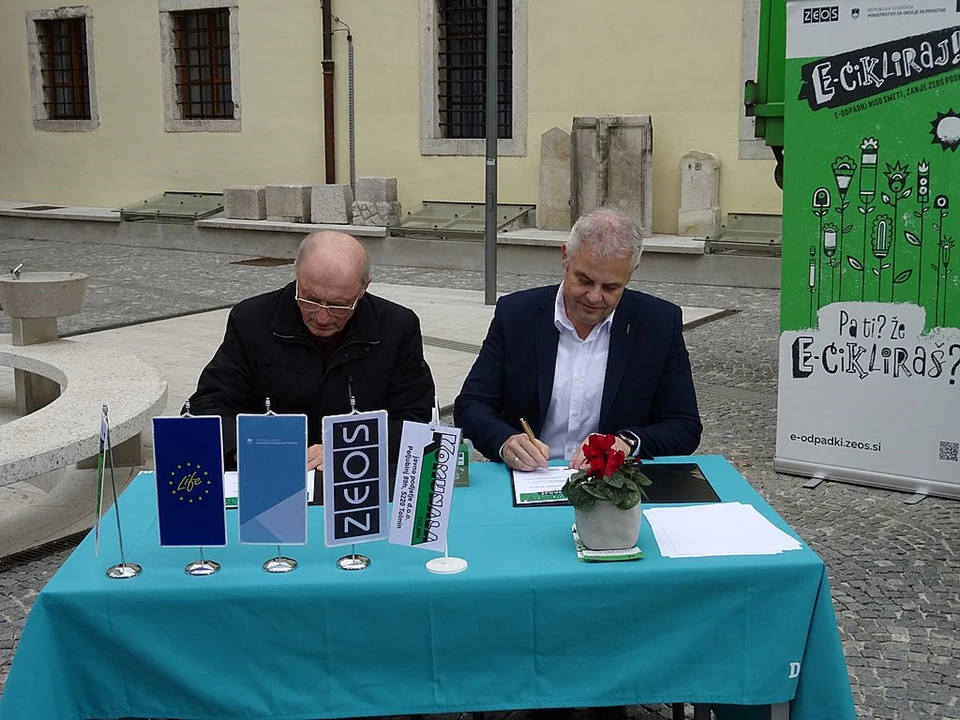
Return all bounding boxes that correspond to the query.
[389,421,462,552]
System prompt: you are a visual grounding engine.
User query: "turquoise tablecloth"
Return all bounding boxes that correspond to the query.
[0,456,856,720]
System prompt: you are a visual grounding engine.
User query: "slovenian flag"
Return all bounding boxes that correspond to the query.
[153,415,227,547]
[237,413,308,545]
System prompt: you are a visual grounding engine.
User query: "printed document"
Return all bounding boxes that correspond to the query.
[643,502,802,558]
[512,466,578,506]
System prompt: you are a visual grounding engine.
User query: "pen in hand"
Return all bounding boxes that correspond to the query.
[519,417,536,444]
[518,417,548,469]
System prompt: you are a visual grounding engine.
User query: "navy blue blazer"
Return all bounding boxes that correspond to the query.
[454,285,702,461]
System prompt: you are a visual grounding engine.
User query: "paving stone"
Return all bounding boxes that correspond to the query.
[1,238,959,720]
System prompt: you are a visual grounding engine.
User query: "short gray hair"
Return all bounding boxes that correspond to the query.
[295,231,371,284]
[567,209,643,269]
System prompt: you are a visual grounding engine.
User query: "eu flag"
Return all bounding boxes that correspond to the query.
[153,416,227,547]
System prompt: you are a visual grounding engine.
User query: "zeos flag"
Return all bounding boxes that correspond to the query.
[153,415,227,547]
[389,421,462,552]
[236,413,308,545]
[322,410,389,547]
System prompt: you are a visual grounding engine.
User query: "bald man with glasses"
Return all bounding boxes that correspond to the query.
[186,231,435,473]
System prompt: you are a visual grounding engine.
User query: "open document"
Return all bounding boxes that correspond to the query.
[512,467,578,506]
[643,502,802,558]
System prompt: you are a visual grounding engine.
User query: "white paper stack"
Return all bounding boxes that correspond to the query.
[643,502,803,558]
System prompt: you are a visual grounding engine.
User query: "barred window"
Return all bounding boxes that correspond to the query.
[37,18,91,120]
[437,0,512,140]
[172,8,234,120]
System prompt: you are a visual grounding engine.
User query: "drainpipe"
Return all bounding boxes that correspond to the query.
[333,15,355,194]
[321,1,336,183]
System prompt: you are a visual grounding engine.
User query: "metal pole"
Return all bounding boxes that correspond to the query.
[483,0,498,306]
[321,1,336,183]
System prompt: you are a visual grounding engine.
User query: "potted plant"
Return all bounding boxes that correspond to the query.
[561,433,652,550]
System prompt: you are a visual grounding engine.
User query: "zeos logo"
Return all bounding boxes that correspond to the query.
[803,6,840,22]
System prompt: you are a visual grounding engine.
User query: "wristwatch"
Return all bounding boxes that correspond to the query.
[617,430,642,458]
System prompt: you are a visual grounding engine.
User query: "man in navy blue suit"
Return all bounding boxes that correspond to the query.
[455,209,701,471]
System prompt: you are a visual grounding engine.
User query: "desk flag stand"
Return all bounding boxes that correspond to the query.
[337,544,370,571]
[95,405,142,580]
[264,545,297,573]
[179,402,223,577]
[425,547,468,574]
[425,399,468,575]
[185,547,220,577]
[260,398,299,574]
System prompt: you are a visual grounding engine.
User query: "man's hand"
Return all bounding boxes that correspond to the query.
[307,444,324,471]
[569,435,632,469]
[501,433,550,471]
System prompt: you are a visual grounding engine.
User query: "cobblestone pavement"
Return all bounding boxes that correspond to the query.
[1,239,959,719]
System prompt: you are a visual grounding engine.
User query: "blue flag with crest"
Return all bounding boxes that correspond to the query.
[237,413,308,545]
[153,415,227,547]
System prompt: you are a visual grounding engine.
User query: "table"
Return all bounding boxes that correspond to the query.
[0,456,857,720]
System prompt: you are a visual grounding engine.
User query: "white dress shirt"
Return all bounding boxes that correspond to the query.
[540,283,614,460]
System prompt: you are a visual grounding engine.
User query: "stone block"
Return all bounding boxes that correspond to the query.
[678,151,721,239]
[223,186,266,220]
[266,183,312,222]
[311,184,354,224]
[537,127,572,231]
[678,207,722,239]
[354,177,398,203]
[352,200,402,227]
[571,115,653,237]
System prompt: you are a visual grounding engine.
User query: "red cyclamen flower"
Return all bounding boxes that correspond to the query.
[583,434,624,477]
[583,433,615,461]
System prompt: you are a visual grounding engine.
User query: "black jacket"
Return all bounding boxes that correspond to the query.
[186,282,435,468]
[454,285,701,460]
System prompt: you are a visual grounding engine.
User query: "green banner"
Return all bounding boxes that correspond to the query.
[777,0,960,496]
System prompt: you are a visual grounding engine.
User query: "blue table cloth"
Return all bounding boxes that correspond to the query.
[0,456,856,720]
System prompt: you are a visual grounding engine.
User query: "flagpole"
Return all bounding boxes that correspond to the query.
[106,424,127,566]
[94,404,108,558]
[104,405,142,580]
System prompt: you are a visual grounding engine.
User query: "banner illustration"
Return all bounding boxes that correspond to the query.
[778,0,960,496]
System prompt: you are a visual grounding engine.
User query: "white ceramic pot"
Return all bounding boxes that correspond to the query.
[574,500,642,550]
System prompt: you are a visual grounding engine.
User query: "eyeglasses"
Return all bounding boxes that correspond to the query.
[295,280,361,317]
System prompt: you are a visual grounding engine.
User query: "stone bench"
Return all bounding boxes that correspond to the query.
[0,335,167,487]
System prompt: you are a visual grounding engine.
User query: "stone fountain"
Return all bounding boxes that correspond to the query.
[0,268,89,414]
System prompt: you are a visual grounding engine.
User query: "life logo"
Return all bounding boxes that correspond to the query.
[803,5,840,22]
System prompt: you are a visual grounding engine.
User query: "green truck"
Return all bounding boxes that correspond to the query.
[744,0,786,188]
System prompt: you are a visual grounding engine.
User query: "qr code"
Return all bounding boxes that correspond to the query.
[940,441,959,462]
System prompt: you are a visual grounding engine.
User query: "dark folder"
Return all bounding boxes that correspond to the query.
[639,462,721,504]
